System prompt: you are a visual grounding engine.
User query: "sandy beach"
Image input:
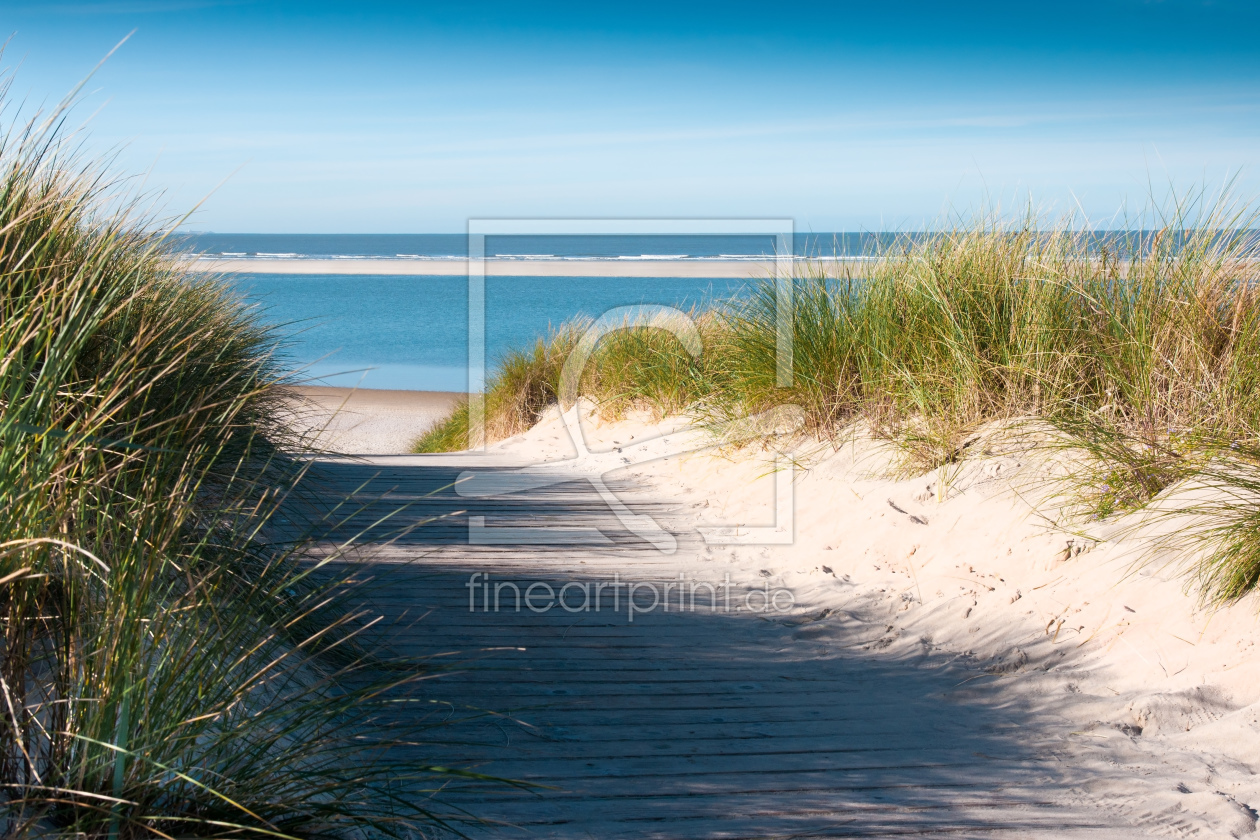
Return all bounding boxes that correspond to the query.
[299,390,1260,837]
[283,385,462,454]
[185,257,798,278]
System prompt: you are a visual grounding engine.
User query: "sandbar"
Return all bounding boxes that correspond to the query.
[185,257,812,278]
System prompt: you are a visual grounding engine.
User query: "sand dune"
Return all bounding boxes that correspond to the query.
[293,390,1260,836]
[488,404,1260,837]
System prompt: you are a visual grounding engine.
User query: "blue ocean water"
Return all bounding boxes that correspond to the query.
[232,272,751,391]
[211,233,846,391]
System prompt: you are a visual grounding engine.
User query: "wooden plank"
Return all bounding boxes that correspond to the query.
[290,454,1130,839]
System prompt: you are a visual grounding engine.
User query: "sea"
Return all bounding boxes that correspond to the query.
[176,232,876,262]
[179,233,868,392]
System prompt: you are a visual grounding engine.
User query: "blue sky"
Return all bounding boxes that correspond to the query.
[5,1,1259,231]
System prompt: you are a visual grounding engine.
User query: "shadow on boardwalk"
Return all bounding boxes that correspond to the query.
[294,455,1124,839]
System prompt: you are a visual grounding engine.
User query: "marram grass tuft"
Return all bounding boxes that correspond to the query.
[0,91,484,836]
[416,191,1260,604]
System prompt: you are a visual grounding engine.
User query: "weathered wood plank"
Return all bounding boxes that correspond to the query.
[292,455,1134,839]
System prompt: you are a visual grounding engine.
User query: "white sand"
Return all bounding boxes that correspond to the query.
[282,386,461,454]
[299,391,1260,836]
[475,404,1260,838]
[184,257,795,278]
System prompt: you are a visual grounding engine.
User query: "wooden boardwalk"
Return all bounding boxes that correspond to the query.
[301,454,1140,839]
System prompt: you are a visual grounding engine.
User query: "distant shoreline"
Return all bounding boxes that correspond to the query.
[183,254,1250,278]
[183,257,844,278]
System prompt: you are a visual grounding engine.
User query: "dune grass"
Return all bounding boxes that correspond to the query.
[0,99,478,836]
[414,318,707,452]
[415,192,1260,603]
